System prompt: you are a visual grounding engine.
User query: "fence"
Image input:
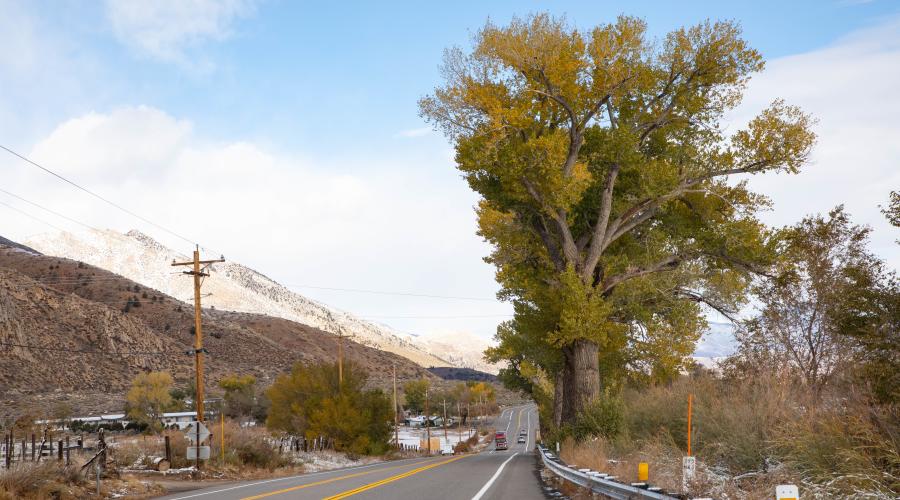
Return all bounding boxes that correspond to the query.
[537,444,678,500]
[2,429,86,468]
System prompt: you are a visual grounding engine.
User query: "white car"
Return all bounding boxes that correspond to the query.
[441,445,454,456]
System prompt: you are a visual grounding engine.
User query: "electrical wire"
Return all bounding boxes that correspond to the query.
[0,187,93,229]
[0,200,66,232]
[283,284,498,302]
[0,341,177,356]
[0,144,197,246]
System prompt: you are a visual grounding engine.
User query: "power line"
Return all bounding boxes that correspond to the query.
[284,284,498,302]
[0,144,196,247]
[0,187,93,230]
[361,314,512,319]
[0,200,66,232]
[0,341,176,356]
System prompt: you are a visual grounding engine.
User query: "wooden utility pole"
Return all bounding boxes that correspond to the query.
[172,246,225,425]
[442,399,448,442]
[392,363,399,448]
[457,401,462,443]
[425,387,431,454]
[337,331,344,385]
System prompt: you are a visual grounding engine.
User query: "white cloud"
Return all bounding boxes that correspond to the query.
[105,0,255,65]
[2,105,510,341]
[727,16,900,268]
[394,127,434,138]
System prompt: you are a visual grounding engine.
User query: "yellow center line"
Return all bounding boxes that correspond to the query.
[322,454,468,500]
[239,460,430,500]
[516,407,521,430]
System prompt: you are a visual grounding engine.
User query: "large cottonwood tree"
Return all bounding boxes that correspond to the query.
[421,14,815,424]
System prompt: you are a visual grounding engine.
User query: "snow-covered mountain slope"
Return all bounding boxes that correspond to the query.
[25,229,455,368]
[692,321,737,370]
[415,330,499,374]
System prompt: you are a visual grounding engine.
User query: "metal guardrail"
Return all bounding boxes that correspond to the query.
[537,444,678,500]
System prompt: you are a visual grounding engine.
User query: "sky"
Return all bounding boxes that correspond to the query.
[2,0,899,343]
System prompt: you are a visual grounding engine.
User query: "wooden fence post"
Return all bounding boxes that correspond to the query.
[31,433,35,461]
[57,440,63,461]
[164,435,171,464]
[65,436,70,465]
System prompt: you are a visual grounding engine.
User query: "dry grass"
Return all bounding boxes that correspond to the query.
[559,372,899,498]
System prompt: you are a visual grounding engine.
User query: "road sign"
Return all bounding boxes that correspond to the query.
[187,446,210,460]
[184,421,210,443]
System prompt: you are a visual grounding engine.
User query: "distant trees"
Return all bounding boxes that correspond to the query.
[125,371,174,432]
[219,374,268,423]
[266,362,392,455]
[402,379,429,414]
[733,206,899,403]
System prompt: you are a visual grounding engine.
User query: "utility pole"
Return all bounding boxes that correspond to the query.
[337,330,344,385]
[457,401,461,443]
[442,399,448,443]
[392,363,399,448]
[425,387,431,454]
[172,246,225,427]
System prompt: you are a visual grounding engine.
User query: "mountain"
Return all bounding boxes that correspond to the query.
[692,321,737,369]
[0,244,438,420]
[23,229,465,369]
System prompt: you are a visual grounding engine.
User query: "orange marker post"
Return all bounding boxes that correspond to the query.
[686,394,693,456]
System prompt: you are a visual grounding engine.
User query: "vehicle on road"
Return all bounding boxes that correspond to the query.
[441,445,454,456]
[495,430,508,450]
[517,435,526,443]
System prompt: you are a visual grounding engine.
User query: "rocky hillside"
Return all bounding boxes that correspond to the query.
[0,244,438,421]
[23,229,464,369]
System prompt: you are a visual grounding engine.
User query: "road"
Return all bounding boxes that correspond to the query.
[156,404,545,500]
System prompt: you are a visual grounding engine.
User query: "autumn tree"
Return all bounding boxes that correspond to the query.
[219,374,258,423]
[734,207,899,403]
[266,362,392,455]
[421,14,814,424]
[126,371,173,432]
[402,379,429,414]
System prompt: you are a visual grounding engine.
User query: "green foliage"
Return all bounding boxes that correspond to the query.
[733,206,899,402]
[125,371,173,433]
[572,394,624,441]
[402,379,429,413]
[421,12,815,422]
[219,374,260,421]
[266,362,392,455]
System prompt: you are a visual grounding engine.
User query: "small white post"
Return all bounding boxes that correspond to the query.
[776,485,799,500]
[682,456,696,492]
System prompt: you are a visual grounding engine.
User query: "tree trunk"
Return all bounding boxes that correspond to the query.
[561,339,600,425]
[552,369,564,428]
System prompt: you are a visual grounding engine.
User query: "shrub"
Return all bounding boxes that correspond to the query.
[572,394,623,441]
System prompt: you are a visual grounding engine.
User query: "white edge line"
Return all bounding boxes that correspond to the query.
[471,452,518,500]
[525,408,531,451]
[165,456,429,499]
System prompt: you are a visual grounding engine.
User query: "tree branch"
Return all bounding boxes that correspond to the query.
[600,254,683,294]
[582,164,621,282]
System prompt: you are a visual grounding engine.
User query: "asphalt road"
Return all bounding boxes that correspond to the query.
[156,404,545,500]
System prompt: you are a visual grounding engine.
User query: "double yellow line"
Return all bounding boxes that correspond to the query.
[323,455,467,499]
[241,454,467,500]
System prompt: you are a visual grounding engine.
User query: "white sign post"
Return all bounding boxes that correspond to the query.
[682,456,696,492]
[776,485,799,500]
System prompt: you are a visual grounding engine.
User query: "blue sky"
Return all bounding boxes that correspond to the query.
[2,0,899,344]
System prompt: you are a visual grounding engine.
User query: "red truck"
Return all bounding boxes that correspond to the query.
[495,431,508,450]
